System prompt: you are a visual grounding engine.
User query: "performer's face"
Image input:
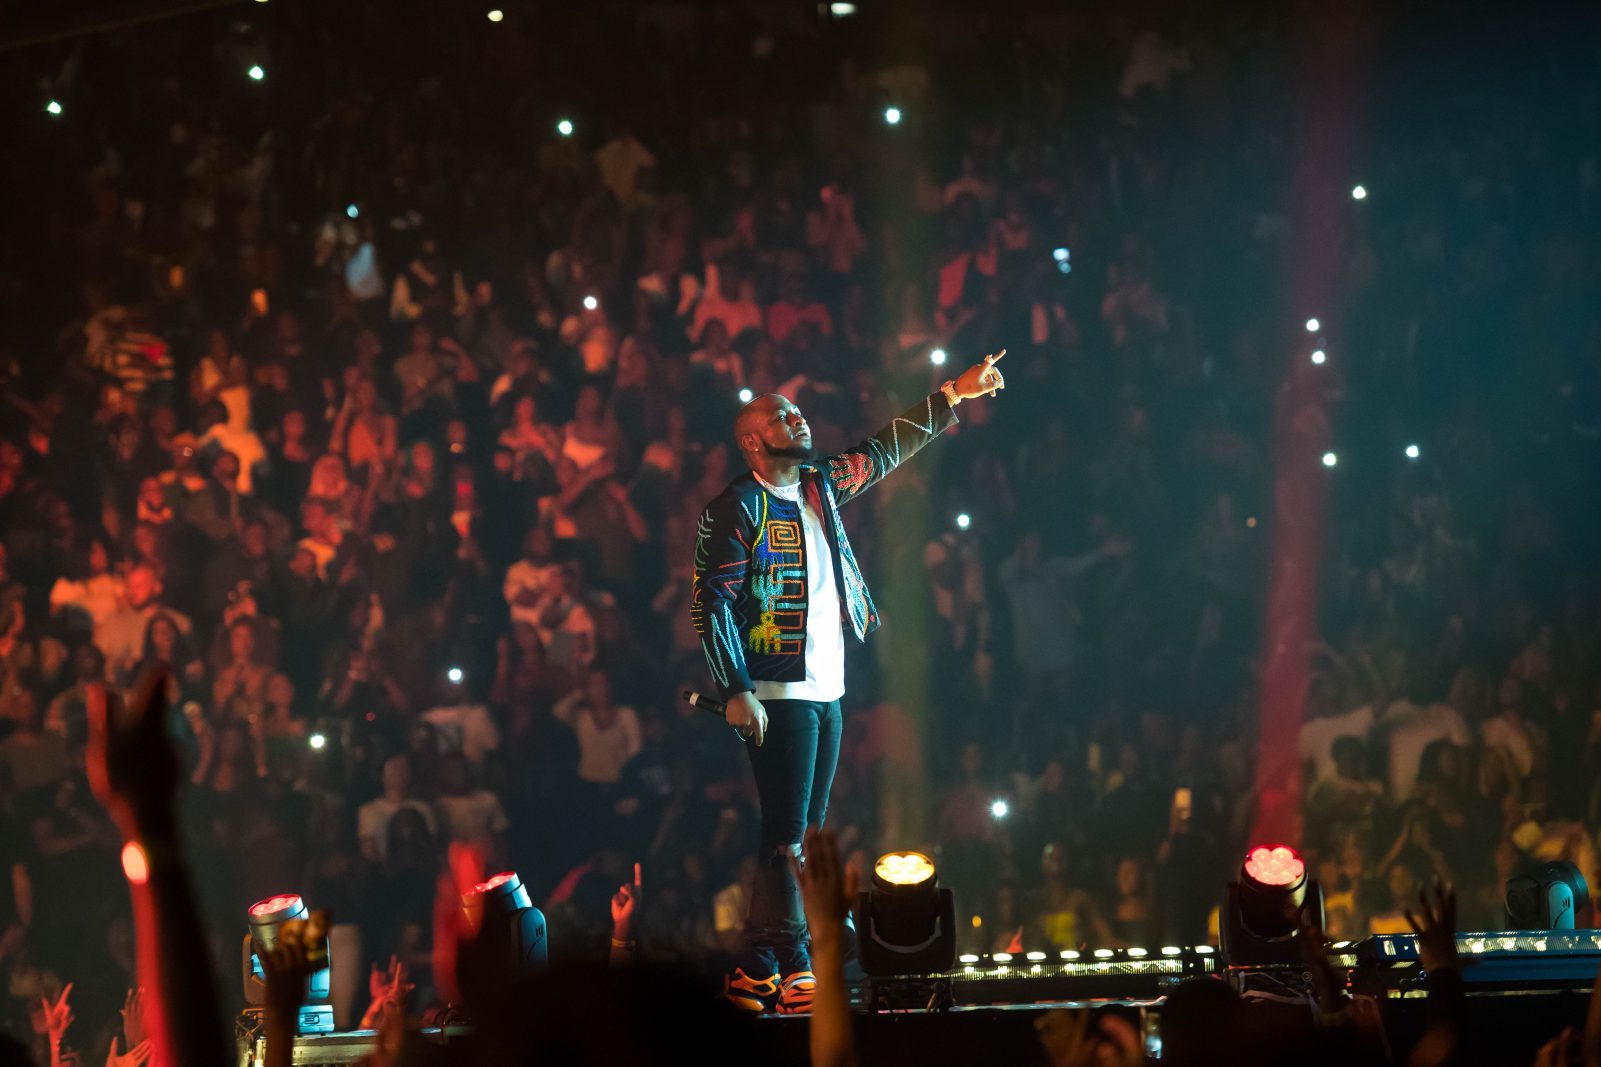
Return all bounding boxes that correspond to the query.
[739,395,816,462]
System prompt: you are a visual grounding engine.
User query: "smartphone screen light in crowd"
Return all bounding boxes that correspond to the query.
[829,1,857,14]
[1053,247,1071,273]
[1311,348,1326,365]
[738,387,754,403]
[1321,451,1338,468]
[930,347,947,366]
[248,65,265,81]
[1351,184,1368,200]
[308,733,327,750]
[582,294,599,311]
[447,666,464,683]
[955,513,972,531]
[556,118,574,137]
[487,8,504,21]
[1405,443,1420,460]
[46,99,63,116]
[1305,317,1320,333]
[346,204,359,219]
[990,798,1009,819]
[883,106,902,126]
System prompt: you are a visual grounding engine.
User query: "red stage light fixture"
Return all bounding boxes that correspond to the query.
[1221,843,1323,967]
[242,893,333,1033]
[462,871,547,971]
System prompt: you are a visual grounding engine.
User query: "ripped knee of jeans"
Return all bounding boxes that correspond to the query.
[760,841,803,868]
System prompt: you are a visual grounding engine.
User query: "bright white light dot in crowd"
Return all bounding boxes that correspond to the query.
[309,733,327,750]
[1405,443,1420,460]
[1311,349,1326,365]
[46,99,63,115]
[956,513,972,530]
[829,1,857,14]
[556,118,574,137]
[1053,247,1070,262]
[582,295,599,311]
[930,347,947,366]
[447,666,464,683]
[346,204,359,219]
[1351,184,1367,200]
[738,388,754,404]
[884,106,902,125]
[990,798,1009,818]
[1321,451,1338,468]
[248,65,265,81]
[487,8,504,21]
[1305,317,1320,333]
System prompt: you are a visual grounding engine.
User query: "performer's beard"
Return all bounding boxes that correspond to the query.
[764,440,818,462]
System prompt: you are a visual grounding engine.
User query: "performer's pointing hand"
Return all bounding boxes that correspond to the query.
[952,349,1006,400]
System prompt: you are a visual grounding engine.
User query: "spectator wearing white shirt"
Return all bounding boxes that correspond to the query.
[503,527,562,630]
[420,672,501,769]
[1380,688,1472,805]
[1481,676,1546,784]
[432,752,510,865]
[357,755,436,863]
[552,670,643,787]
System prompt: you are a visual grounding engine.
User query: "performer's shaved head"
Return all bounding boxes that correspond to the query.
[734,394,783,446]
[734,393,815,467]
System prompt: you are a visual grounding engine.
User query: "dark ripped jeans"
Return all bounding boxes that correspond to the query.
[743,698,842,975]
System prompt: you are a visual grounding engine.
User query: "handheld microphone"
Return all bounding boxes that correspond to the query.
[681,689,728,718]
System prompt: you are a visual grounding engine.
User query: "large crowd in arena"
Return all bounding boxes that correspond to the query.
[2,1,1600,1061]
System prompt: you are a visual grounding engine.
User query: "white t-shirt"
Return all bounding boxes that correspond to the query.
[1482,713,1543,780]
[357,797,435,862]
[421,703,501,766]
[752,476,846,704]
[1298,704,1376,782]
[503,558,563,629]
[553,695,643,785]
[1382,700,1471,802]
[434,791,510,850]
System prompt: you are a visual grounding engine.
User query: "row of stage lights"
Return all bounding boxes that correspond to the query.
[132,835,1587,1025]
[238,871,546,1035]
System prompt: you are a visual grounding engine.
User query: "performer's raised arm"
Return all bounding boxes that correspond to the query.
[824,349,1006,506]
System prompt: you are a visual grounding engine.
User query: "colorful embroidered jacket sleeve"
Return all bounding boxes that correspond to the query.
[824,390,959,506]
[690,491,758,699]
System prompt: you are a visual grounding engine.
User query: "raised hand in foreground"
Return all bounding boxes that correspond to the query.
[1404,878,1458,975]
[86,673,180,835]
[793,829,859,1067]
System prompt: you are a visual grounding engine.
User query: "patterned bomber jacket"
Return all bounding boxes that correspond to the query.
[691,390,959,699]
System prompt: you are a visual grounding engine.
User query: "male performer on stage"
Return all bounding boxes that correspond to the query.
[691,350,1006,1013]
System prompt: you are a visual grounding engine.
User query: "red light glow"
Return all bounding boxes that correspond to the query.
[121,842,149,885]
[249,893,304,917]
[475,872,518,893]
[1244,845,1304,887]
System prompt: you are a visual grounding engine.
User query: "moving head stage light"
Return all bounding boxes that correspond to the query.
[1506,860,1591,931]
[242,893,333,1035]
[462,871,547,972]
[854,851,956,978]
[1221,844,1324,968]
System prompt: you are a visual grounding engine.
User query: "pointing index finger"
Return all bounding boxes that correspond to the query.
[985,348,1007,365]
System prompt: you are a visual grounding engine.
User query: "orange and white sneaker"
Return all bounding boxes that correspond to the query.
[723,968,781,1014]
[777,970,817,1014]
